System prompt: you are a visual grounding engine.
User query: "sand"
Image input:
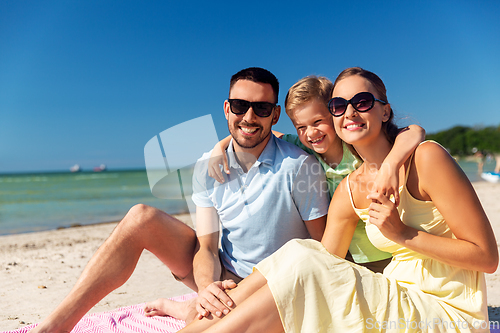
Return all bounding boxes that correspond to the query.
[0,215,194,331]
[1,183,500,331]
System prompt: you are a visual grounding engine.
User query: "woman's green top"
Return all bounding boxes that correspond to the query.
[281,134,392,263]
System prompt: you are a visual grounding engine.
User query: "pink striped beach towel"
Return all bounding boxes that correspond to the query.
[6,293,500,333]
[4,293,197,333]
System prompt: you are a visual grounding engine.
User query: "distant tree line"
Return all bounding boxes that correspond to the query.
[426,125,500,156]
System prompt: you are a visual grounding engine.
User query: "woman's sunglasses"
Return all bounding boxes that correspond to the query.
[328,92,387,117]
[228,99,276,118]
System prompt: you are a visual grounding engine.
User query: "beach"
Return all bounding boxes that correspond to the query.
[0,215,194,331]
[1,183,500,330]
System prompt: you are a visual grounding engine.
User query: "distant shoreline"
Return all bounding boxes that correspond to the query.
[0,150,497,176]
[0,207,191,237]
[0,167,147,176]
[0,169,192,236]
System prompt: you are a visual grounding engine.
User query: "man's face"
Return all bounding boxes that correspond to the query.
[224,80,280,153]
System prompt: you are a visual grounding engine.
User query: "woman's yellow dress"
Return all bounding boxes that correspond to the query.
[255,164,489,332]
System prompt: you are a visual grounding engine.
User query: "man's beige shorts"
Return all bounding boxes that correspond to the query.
[172,256,243,284]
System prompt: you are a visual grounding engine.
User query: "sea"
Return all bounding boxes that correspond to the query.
[0,169,191,235]
[0,159,497,236]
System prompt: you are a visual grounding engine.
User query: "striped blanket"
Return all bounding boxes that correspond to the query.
[5,293,197,333]
[7,293,500,333]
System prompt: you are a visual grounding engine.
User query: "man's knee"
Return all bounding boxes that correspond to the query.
[121,204,167,231]
[122,204,189,236]
[128,203,158,218]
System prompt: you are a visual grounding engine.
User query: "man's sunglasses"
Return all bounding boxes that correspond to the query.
[328,92,387,117]
[228,99,276,118]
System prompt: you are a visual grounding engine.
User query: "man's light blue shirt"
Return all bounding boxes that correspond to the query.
[192,135,329,278]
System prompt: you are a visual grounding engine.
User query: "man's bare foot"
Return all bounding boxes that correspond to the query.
[144,298,198,323]
[28,318,70,333]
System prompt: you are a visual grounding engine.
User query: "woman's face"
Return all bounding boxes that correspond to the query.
[331,75,390,146]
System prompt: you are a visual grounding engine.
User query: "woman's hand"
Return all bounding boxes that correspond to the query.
[366,192,409,243]
[208,142,230,183]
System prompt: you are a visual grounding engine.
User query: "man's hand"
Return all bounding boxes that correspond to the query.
[195,279,237,319]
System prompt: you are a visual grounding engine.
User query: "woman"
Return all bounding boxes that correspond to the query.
[179,67,498,332]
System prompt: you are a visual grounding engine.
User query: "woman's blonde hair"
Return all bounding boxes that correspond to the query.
[284,76,333,120]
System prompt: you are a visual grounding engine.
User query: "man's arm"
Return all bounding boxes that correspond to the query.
[192,206,235,319]
[292,154,330,239]
[304,216,327,241]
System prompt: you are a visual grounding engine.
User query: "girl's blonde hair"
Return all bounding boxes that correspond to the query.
[284,76,333,120]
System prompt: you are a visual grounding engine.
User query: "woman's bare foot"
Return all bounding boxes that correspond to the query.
[144,298,198,322]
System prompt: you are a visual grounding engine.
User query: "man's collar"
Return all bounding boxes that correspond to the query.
[226,134,276,171]
[257,134,276,167]
[226,140,242,171]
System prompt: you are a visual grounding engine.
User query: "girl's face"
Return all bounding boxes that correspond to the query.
[291,99,338,155]
[331,75,390,146]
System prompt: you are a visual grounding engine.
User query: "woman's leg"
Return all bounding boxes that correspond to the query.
[180,270,283,333]
[202,283,283,333]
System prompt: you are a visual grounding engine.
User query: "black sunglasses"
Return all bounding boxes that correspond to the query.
[228,99,276,118]
[328,92,387,117]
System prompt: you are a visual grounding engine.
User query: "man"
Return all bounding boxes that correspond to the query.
[30,67,329,333]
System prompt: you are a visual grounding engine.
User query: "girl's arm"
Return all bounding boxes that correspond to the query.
[321,178,359,257]
[367,141,498,273]
[208,131,285,183]
[208,135,232,183]
[271,130,284,139]
[375,125,425,206]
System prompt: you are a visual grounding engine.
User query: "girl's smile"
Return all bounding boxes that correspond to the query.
[291,100,338,156]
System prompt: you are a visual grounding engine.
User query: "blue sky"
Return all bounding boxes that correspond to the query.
[1,0,499,173]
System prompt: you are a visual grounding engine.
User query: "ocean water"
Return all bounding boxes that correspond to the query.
[0,159,496,236]
[0,169,191,235]
[455,159,497,182]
